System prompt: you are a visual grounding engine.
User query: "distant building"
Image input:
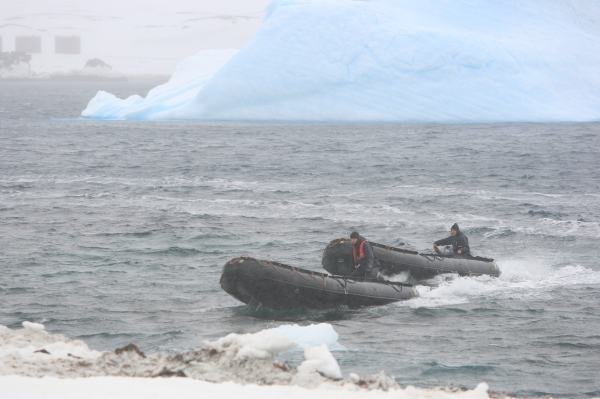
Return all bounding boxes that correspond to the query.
[0,25,87,77]
[55,36,81,54]
[15,36,42,53]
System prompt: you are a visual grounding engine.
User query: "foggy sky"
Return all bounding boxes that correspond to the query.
[0,0,271,74]
[1,0,270,21]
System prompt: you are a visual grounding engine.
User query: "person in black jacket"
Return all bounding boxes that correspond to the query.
[433,223,470,256]
[350,231,375,278]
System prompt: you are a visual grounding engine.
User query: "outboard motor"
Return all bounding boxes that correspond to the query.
[322,238,354,276]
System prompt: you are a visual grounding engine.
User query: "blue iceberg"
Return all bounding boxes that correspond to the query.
[82,0,600,122]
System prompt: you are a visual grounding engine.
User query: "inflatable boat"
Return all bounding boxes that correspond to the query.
[220,257,418,310]
[322,238,500,280]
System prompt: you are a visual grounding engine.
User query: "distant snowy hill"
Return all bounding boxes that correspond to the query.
[83,0,600,122]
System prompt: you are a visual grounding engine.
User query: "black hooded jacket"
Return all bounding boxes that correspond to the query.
[434,231,470,256]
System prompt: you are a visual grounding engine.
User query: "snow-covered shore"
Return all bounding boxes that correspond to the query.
[0,321,497,399]
[1,376,492,399]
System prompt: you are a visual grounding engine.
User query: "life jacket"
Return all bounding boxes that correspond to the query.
[352,239,366,264]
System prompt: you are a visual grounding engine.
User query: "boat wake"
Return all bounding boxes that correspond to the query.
[403,259,600,308]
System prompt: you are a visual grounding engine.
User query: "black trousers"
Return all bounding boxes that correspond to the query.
[351,264,379,280]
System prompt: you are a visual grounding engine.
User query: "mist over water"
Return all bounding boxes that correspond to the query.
[1,81,600,397]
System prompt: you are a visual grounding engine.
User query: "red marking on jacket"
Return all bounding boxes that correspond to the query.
[352,240,366,264]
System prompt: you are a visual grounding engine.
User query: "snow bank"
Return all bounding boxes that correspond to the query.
[0,321,101,370]
[0,321,342,384]
[82,0,600,122]
[1,376,493,399]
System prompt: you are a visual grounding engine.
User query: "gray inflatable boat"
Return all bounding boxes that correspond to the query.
[322,238,500,280]
[221,257,418,310]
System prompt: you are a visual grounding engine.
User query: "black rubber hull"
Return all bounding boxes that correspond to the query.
[322,238,500,280]
[220,257,418,310]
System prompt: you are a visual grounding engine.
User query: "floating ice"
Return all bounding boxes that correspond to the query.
[82,0,600,122]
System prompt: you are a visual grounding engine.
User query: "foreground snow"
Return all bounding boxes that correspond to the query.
[1,376,492,399]
[82,0,600,122]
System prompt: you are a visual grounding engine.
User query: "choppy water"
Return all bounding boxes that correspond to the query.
[1,80,599,398]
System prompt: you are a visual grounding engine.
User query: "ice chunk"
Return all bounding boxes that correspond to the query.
[82,0,600,122]
[270,323,345,351]
[297,344,342,380]
[22,321,45,331]
[206,323,343,359]
[207,329,295,359]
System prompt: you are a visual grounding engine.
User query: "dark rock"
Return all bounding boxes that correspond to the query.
[208,348,219,357]
[0,51,31,69]
[154,368,186,378]
[114,343,146,358]
[84,58,112,69]
[273,362,290,372]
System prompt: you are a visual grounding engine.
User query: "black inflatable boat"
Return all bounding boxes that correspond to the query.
[322,238,500,280]
[220,257,418,310]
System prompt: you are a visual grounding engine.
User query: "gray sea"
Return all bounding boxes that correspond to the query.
[1,80,599,397]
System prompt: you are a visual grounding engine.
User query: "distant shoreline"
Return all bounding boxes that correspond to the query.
[0,75,169,82]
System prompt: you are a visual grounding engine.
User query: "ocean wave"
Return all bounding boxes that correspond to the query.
[422,361,496,376]
[233,305,354,323]
[3,174,598,241]
[95,230,156,238]
[0,175,267,193]
[169,197,600,241]
[148,246,205,257]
